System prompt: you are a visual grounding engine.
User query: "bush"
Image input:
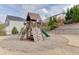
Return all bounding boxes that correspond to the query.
[65,5,79,23]
[48,17,57,30]
[50,26,56,30]
[12,27,18,34]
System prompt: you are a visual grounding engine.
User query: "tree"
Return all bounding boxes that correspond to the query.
[53,16,57,23]
[48,17,53,26]
[52,16,57,27]
[48,16,57,30]
[71,5,79,22]
[65,8,72,21]
[65,5,79,23]
[12,27,18,34]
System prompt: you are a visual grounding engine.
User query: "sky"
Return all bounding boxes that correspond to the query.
[0,4,75,23]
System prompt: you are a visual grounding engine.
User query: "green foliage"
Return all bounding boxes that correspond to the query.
[48,16,57,30]
[65,5,79,23]
[65,8,72,21]
[12,27,18,34]
[48,17,53,26]
[41,23,47,30]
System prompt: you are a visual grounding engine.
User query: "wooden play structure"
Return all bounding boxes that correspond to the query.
[20,12,44,42]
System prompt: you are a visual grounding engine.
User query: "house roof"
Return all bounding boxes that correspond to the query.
[5,15,25,26]
[6,15,25,22]
[27,12,41,21]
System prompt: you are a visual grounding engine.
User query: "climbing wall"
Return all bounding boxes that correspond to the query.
[32,27,43,42]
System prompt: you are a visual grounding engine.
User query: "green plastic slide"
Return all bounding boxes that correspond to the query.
[41,29,50,37]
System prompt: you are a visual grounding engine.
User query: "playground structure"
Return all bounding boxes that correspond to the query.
[20,12,49,42]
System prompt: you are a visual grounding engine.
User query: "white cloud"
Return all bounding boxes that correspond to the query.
[19,4,74,20]
[45,6,64,17]
[34,8,49,20]
[64,4,77,12]
[68,4,76,9]
[21,4,40,12]
[42,8,48,13]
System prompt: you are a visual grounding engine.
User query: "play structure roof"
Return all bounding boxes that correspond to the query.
[27,12,41,21]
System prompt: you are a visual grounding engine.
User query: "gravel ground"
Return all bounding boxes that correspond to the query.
[60,35,79,47]
[0,36,28,55]
[0,34,67,54]
[0,34,79,55]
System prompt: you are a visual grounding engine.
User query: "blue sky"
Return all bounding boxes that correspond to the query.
[0,4,74,23]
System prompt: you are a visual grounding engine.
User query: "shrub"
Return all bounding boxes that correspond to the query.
[12,27,18,34]
[65,5,79,23]
[48,17,57,30]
